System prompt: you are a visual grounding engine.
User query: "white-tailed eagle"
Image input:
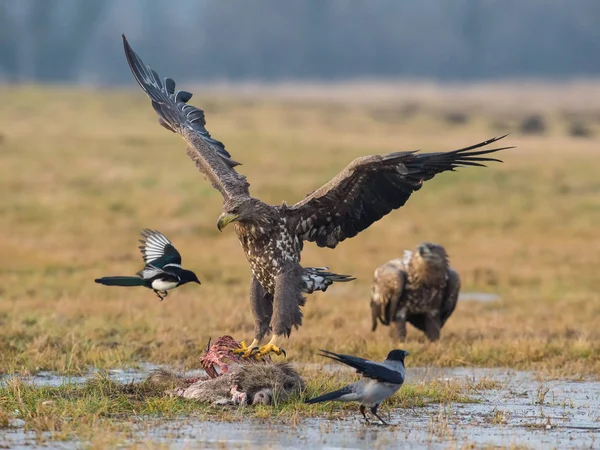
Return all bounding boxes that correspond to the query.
[122,35,510,357]
[371,243,460,341]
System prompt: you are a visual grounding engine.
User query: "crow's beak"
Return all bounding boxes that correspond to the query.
[217,212,239,231]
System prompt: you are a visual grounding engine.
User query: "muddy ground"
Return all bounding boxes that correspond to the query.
[2,366,599,449]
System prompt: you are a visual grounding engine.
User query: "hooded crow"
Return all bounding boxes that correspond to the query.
[305,349,409,425]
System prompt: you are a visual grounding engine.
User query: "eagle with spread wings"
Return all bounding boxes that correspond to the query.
[122,35,512,358]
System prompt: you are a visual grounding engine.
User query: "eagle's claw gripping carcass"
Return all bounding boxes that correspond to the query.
[232,339,286,359]
[253,343,286,358]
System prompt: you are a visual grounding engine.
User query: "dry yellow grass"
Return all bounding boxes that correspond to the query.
[1,84,599,377]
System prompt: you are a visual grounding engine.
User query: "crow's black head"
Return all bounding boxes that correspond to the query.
[385,349,409,363]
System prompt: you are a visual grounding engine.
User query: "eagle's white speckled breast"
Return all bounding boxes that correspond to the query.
[236,222,301,294]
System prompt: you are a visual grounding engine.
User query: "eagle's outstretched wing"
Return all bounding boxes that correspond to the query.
[122,35,249,200]
[289,136,512,248]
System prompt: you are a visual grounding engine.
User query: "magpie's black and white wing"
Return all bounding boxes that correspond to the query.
[136,264,166,281]
[138,229,182,268]
[318,350,404,384]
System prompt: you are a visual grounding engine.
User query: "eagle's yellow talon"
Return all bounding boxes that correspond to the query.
[229,337,284,359]
[255,343,285,358]
[232,339,260,358]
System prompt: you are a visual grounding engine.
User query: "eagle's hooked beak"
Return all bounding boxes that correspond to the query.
[217,212,239,231]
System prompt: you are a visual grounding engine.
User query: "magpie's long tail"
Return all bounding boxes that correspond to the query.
[305,387,349,404]
[94,276,146,287]
[301,267,356,294]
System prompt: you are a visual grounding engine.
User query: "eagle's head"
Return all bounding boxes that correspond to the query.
[410,242,449,284]
[217,198,272,231]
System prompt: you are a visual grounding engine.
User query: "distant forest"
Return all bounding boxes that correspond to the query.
[1,0,599,84]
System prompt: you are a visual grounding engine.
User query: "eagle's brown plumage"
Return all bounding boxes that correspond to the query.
[371,243,461,342]
[123,35,509,355]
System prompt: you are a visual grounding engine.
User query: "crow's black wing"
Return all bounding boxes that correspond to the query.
[318,349,404,384]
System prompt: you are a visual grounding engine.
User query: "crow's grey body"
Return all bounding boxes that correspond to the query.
[122,34,511,356]
[305,349,408,424]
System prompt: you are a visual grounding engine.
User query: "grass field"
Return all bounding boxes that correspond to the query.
[1,82,600,447]
[1,83,599,377]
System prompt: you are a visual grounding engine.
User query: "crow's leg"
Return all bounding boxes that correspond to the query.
[371,404,389,426]
[360,405,370,424]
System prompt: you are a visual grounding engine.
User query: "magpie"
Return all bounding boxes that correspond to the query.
[95,229,200,300]
[305,349,409,425]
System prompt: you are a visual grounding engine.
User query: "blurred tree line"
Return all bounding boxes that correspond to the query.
[1,0,599,84]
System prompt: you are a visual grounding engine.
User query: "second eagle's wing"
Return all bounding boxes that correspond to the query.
[289,136,511,249]
[371,260,407,331]
[123,35,249,200]
[440,268,461,327]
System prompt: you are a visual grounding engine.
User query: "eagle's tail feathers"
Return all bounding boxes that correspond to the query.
[301,267,356,294]
[95,276,146,287]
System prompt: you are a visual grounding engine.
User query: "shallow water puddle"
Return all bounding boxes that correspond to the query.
[2,367,599,449]
[458,291,501,302]
[0,362,163,387]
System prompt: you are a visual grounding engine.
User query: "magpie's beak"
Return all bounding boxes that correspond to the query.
[217,212,239,231]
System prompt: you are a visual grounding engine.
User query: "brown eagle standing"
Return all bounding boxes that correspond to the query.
[122,35,511,357]
[371,243,460,342]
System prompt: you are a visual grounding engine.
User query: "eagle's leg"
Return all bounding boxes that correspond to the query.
[233,277,274,359]
[424,311,441,341]
[359,405,370,424]
[253,268,304,358]
[390,307,407,342]
[370,404,389,426]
